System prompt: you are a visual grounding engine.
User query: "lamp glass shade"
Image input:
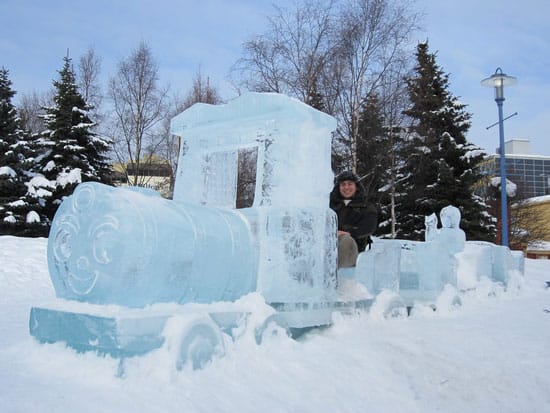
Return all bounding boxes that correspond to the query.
[481,72,517,88]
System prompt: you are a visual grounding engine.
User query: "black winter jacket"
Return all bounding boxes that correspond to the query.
[329,184,378,252]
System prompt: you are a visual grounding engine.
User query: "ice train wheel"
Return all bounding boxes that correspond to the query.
[169,315,225,370]
[254,314,291,345]
[370,290,408,319]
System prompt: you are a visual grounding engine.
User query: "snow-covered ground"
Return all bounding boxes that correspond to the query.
[1,235,549,413]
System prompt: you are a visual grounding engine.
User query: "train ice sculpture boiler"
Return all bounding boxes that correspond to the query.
[29,92,524,370]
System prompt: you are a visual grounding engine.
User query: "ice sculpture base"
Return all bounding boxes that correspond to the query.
[29,304,245,369]
[29,293,381,368]
[30,307,169,357]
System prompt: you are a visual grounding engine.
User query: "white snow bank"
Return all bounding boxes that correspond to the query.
[0,236,549,412]
[0,166,16,177]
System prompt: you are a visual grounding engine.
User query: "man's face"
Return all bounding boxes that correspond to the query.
[339,180,357,199]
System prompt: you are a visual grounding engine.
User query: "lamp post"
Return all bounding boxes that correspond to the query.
[481,68,517,246]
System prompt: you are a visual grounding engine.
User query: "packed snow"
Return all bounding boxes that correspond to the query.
[0,166,16,177]
[490,176,517,197]
[527,240,550,252]
[1,235,549,412]
[524,195,550,206]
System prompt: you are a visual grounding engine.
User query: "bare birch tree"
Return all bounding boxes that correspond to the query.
[233,0,420,172]
[108,41,169,187]
[18,90,52,135]
[376,53,412,238]
[158,71,223,198]
[78,47,103,120]
[333,0,420,171]
[231,0,337,104]
[184,70,222,108]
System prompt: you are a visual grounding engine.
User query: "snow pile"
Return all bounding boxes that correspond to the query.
[0,166,16,177]
[1,235,550,412]
[490,176,517,197]
[523,195,550,205]
[527,240,550,251]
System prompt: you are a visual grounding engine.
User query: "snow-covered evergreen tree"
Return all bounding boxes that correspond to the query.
[396,42,495,241]
[31,56,112,224]
[356,93,391,203]
[355,93,408,238]
[0,67,45,236]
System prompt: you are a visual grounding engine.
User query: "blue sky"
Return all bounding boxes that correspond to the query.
[1,0,549,155]
[417,0,550,156]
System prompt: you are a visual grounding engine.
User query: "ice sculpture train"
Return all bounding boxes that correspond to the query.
[29,92,524,370]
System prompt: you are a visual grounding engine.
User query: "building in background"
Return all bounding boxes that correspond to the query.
[480,139,550,198]
[476,139,550,254]
[112,159,173,198]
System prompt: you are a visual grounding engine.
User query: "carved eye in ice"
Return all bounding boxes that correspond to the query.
[91,215,119,265]
[73,183,95,212]
[52,215,79,263]
[50,213,98,295]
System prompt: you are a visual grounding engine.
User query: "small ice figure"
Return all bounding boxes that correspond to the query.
[424,213,439,242]
[397,206,465,303]
[437,205,466,255]
[440,205,460,228]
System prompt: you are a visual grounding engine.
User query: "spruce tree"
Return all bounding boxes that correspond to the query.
[396,42,495,241]
[31,56,112,224]
[356,93,390,204]
[355,93,407,238]
[0,67,44,235]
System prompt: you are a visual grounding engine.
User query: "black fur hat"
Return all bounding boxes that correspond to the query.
[335,171,359,184]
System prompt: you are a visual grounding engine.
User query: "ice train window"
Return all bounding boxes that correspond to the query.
[236,147,258,209]
[203,146,257,209]
[203,150,238,208]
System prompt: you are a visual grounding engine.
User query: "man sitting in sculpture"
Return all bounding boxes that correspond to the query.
[330,171,378,268]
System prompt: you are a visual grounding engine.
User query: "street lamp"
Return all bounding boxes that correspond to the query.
[481,68,517,247]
